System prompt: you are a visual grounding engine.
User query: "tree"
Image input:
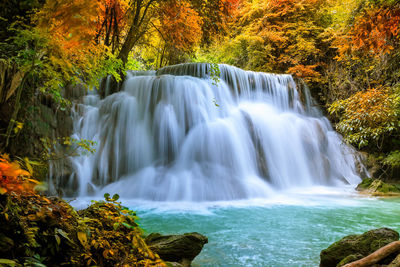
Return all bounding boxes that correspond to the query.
[211,0,330,84]
[153,0,202,66]
[96,0,130,54]
[328,87,399,149]
[117,0,159,65]
[190,0,240,45]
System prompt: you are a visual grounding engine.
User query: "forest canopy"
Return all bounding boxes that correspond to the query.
[0,0,399,168]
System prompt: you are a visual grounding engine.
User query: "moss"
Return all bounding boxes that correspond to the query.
[356,179,400,195]
[320,228,399,267]
[337,253,364,266]
[356,178,374,190]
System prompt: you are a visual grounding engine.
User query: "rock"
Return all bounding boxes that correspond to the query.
[356,178,400,196]
[145,232,208,267]
[356,178,374,191]
[337,253,364,266]
[320,228,399,267]
[241,111,270,181]
[354,152,370,180]
[63,83,87,101]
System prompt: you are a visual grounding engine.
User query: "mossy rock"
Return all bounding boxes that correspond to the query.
[337,253,364,266]
[356,179,400,195]
[320,228,399,267]
[356,178,374,191]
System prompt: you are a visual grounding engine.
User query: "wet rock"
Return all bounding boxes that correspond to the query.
[64,83,87,101]
[241,111,270,181]
[320,228,399,267]
[354,152,370,179]
[145,232,208,267]
[356,178,400,196]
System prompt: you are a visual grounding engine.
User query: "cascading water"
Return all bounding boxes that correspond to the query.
[52,63,362,201]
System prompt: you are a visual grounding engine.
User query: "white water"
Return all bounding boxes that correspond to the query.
[52,63,362,200]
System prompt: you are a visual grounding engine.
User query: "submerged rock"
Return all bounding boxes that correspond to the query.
[145,232,208,267]
[320,228,399,267]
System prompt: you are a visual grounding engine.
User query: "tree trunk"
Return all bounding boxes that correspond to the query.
[343,241,400,267]
[4,71,29,148]
[117,0,156,65]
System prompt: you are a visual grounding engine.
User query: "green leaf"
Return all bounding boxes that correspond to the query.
[56,229,74,244]
[0,259,17,266]
[122,222,135,229]
[55,235,61,246]
[112,194,119,201]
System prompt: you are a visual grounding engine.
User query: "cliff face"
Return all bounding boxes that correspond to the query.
[0,78,91,187]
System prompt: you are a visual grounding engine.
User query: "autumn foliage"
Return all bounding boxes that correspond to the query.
[335,4,400,59]
[158,0,202,53]
[0,155,166,266]
[210,0,327,84]
[329,88,399,148]
[0,155,37,195]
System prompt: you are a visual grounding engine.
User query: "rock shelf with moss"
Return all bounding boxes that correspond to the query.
[356,178,400,196]
[320,228,400,267]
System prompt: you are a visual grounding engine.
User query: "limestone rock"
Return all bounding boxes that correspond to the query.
[320,228,399,267]
[145,232,208,267]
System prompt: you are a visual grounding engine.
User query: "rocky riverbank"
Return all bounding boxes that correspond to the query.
[356,178,400,197]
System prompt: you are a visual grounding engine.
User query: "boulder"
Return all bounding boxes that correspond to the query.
[145,232,208,267]
[320,228,399,267]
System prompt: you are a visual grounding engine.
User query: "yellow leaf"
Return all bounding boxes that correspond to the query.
[103,249,109,258]
[26,179,40,185]
[77,231,88,247]
[0,188,7,194]
[24,158,34,175]
[13,122,23,134]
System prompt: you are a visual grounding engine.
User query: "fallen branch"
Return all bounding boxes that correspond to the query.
[343,241,400,267]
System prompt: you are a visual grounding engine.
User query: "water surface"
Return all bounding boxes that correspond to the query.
[126,190,400,267]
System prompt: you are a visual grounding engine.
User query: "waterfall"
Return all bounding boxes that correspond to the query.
[53,63,361,201]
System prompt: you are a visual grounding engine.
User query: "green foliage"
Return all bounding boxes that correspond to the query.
[0,174,166,266]
[383,151,400,167]
[328,88,399,149]
[125,56,146,71]
[76,193,165,266]
[209,63,221,86]
[41,137,97,160]
[86,49,123,88]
